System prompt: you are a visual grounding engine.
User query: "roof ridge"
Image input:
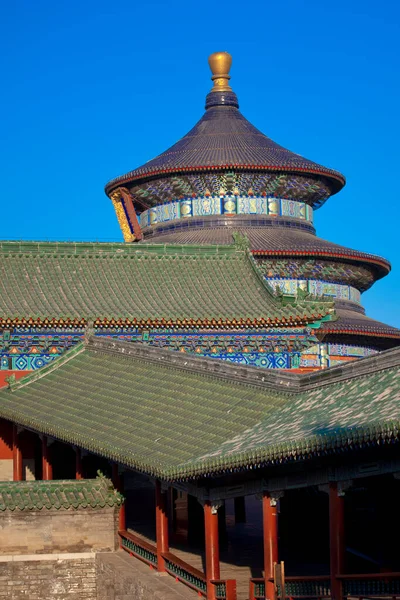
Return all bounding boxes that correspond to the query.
[0,240,240,256]
[9,343,85,391]
[86,336,400,392]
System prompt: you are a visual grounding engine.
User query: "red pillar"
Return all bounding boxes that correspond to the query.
[329,482,345,600]
[42,436,53,480]
[263,492,278,600]
[204,501,220,600]
[112,463,126,531]
[155,480,169,572]
[12,425,23,481]
[75,447,83,479]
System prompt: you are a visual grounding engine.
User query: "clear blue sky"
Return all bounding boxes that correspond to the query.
[1,0,399,327]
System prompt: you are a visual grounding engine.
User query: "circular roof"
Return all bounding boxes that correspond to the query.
[105,53,345,200]
[321,307,400,346]
[140,226,391,283]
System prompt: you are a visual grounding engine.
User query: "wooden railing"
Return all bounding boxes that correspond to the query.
[250,573,400,600]
[119,529,157,567]
[250,575,331,600]
[211,578,237,599]
[118,532,236,599]
[338,572,400,599]
[162,551,207,595]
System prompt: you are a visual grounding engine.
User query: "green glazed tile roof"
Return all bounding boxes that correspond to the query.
[0,240,332,325]
[0,475,123,511]
[0,338,399,481]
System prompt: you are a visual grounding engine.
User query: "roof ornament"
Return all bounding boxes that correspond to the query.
[232,231,250,251]
[84,320,96,345]
[208,51,232,93]
[205,52,239,109]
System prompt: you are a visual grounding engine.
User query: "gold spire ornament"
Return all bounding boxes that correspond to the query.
[208,51,232,92]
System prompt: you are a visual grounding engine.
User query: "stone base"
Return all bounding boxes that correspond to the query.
[0,552,96,600]
[96,551,198,599]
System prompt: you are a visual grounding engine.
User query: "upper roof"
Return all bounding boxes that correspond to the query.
[1,337,399,481]
[105,53,345,203]
[0,476,122,511]
[0,240,333,329]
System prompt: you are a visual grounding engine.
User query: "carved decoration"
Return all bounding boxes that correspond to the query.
[110,190,135,242]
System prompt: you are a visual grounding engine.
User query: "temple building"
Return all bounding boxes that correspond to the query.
[0,52,399,600]
[0,53,399,381]
[106,51,400,367]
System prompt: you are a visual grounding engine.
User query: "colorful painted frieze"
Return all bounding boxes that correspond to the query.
[139,195,314,228]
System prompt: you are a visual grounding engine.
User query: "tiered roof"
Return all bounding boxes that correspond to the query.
[105,52,345,207]
[139,229,400,343]
[1,337,399,481]
[142,227,391,282]
[319,308,400,345]
[105,102,345,199]
[0,240,333,329]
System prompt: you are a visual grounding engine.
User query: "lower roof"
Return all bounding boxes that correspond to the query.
[1,337,399,482]
[321,308,400,344]
[0,241,331,328]
[0,476,122,511]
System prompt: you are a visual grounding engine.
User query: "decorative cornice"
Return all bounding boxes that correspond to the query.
[105,163,346,197]
[0,316,327,331]
[251,249,391,273]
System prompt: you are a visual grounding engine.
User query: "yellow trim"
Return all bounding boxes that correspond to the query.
[110,190,135,242]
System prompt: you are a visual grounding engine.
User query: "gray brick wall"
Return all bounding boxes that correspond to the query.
[0,554,96,600]
[0,507,119,555]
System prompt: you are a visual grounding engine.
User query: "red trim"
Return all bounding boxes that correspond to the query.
[263,492,278,600]
[0,371,30,389]
[13,425,22,482]
[112,464,126,531]
[0,418,13,459]
[75,447,83,480]
[322,328,400,339]
[42,435,53,481]
[155,481,169,572]
[204,501,220,600]
[251,249,390,272]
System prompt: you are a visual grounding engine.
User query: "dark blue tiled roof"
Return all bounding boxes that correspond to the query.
[141,225,391,279]
[105,93,345,195]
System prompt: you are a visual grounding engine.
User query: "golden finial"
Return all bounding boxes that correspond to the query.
[208,51,232,92]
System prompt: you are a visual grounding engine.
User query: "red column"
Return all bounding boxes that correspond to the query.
[204,501,220,600]
[263,492,278,600]
[112,463,126,531]
[155,480,169,572]
[329,482,345,600]
[75,447,83,479]
[42,436,53,480]
[12,425,23,481]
